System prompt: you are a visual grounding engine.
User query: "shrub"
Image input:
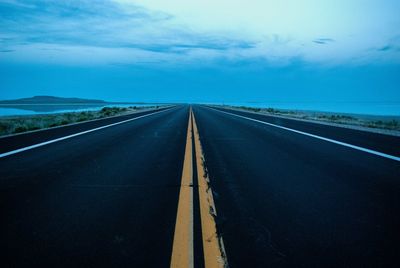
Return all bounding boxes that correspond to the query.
[14,126,27,133]
[384,120,398,128]
[0,105,145,137]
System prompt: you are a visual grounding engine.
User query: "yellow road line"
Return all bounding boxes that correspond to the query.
[170,109,194,268]
[192,111,228,268]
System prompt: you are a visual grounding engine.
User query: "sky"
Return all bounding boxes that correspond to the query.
[0,0,400,114]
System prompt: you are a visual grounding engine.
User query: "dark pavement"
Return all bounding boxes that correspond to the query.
[0,106,171,154]
[193,105,400,268]
[209,106,400,157]
[1,104,399,267]
[0,106,188,267]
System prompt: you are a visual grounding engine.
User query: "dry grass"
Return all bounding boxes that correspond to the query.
[0,106,154,137]
[229,105,400,131]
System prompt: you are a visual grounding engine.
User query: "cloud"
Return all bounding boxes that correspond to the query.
[313,38,335,45]
[0,0,261,64]
[377,36,400,52]
[1,0,400,66]
[0,0,171,47]
[378,45,392,51]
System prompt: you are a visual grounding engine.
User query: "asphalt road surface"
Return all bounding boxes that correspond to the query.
[1,105,399,267]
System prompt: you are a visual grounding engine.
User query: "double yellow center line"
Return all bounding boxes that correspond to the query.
[170,108,227,268]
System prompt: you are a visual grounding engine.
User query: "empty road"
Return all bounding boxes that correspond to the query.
[1,105,399,267]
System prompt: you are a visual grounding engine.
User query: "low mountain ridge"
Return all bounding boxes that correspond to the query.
[0,96,106,104]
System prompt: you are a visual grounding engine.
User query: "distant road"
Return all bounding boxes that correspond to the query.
[1,105,399,267]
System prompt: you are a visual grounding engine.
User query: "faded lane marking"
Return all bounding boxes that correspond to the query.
[192,111,228,268]
[170,108,194,268]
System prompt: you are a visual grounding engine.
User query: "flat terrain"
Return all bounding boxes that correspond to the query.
[0,106,158,136]
[225,105,400,134]
[1,105,399,267]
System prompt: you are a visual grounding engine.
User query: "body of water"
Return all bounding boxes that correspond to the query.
[0,103,153,117]
[1,102,398,117]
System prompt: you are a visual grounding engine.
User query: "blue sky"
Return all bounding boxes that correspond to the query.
[0,0,400,114]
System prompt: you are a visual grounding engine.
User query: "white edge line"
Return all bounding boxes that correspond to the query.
[206,106,400,162]
[0,105,174,140]
[0,107,175,159]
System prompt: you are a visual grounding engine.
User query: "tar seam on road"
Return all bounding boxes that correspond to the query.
[171,108,228,268]
[208,107,400,162]
[191,112,206,268]
[0,107,174,159]
[192,110,228,268]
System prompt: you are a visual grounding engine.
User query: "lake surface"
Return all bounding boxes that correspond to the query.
[0,103,153,117]
[1,102,399,117]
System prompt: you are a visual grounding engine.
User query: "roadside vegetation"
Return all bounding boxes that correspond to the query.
[229,105,400,132]
[0,106,158,137]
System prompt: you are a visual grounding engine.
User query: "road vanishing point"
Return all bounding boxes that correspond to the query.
[1,105,399,267]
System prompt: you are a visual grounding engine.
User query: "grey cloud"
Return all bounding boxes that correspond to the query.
[313,38,335,45]
[0,0,255,55]
[378,45,392,51]
[377,36,400,52]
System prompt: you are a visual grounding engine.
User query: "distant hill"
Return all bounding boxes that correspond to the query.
[0,96,107,104]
